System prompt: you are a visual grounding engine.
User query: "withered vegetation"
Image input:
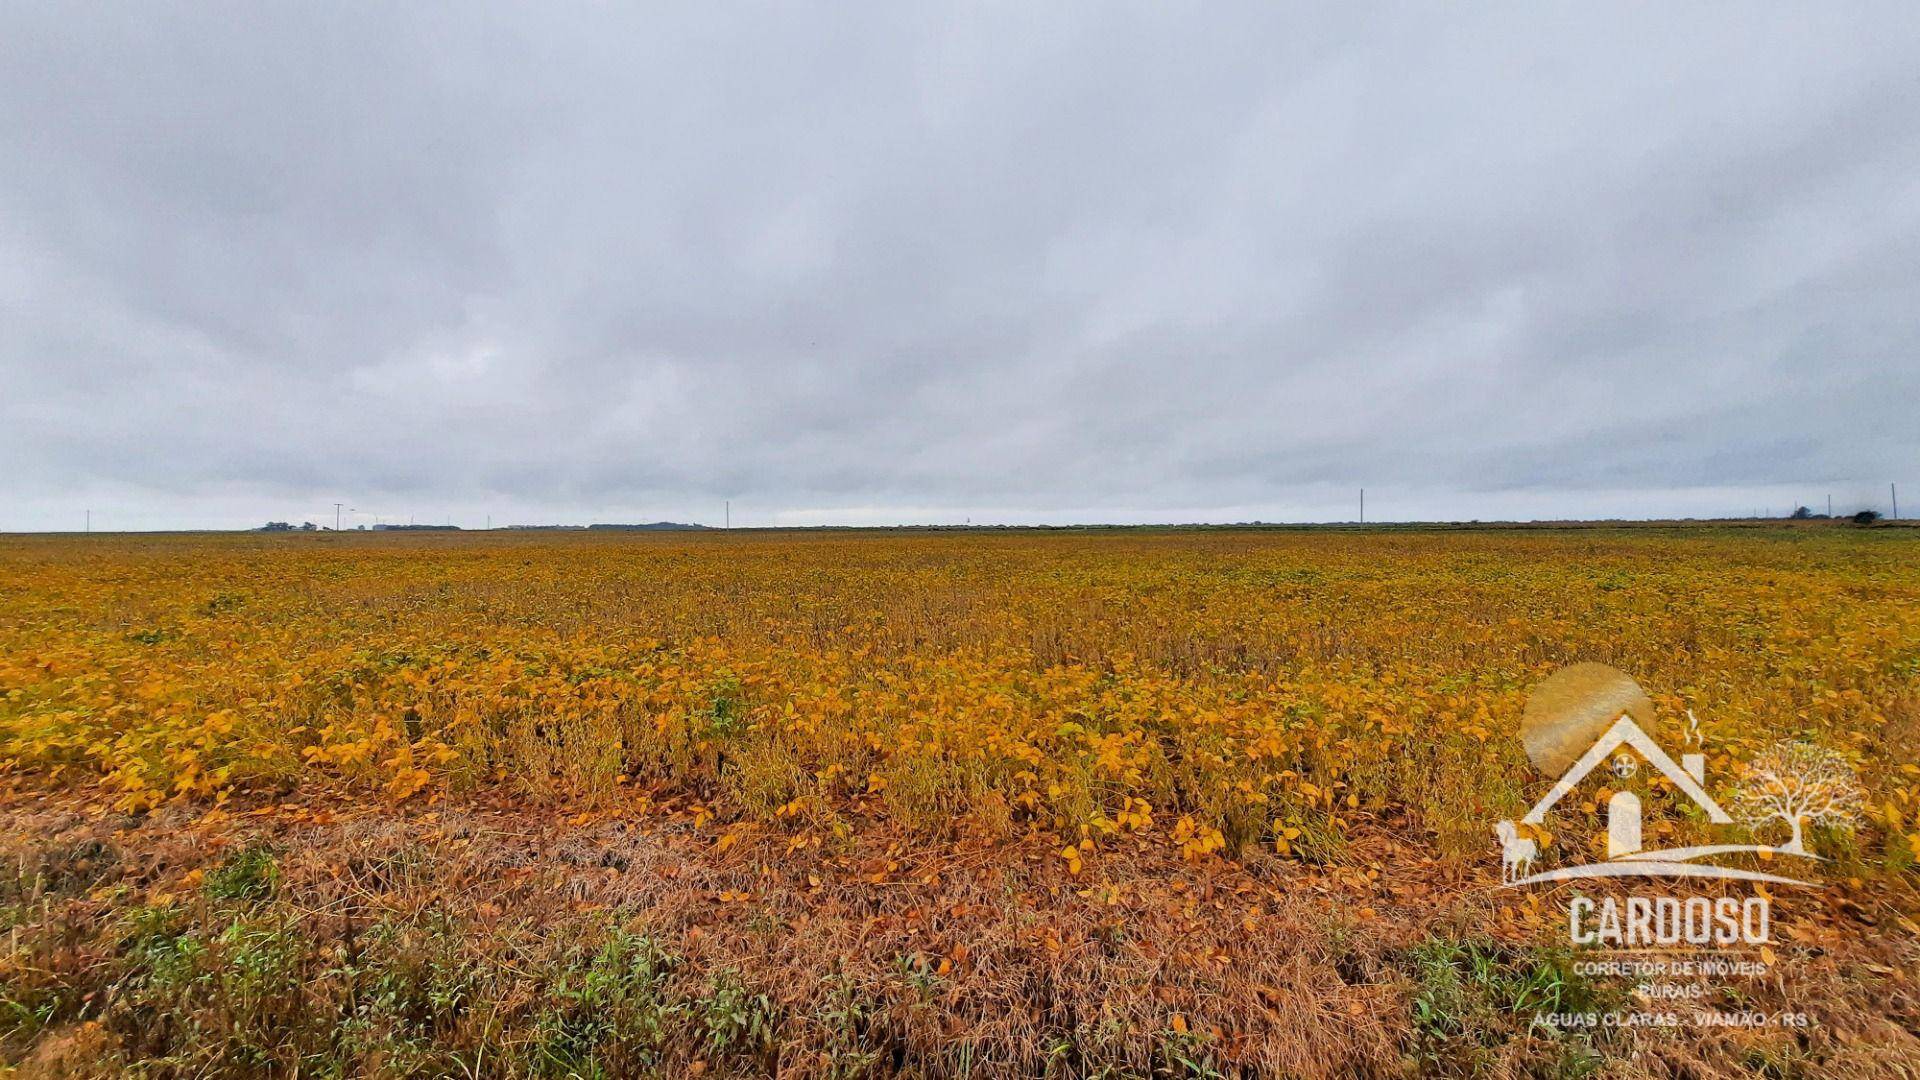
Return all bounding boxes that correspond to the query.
[3,527,1918,1076]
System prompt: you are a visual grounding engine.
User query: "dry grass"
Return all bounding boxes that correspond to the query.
[3,525,1919,1075]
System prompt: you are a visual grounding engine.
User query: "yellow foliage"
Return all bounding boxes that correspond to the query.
[1,528,1915,869]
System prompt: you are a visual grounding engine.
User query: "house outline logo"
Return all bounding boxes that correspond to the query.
[1496,666,1858,889]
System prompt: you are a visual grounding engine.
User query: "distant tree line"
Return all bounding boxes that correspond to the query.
[1789,506,1882,525]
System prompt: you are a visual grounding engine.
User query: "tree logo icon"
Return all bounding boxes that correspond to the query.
[1730,741,1863,856]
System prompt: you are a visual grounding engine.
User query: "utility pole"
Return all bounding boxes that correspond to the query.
[334,503,343,532]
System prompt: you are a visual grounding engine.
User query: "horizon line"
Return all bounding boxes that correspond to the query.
[5,515,1911,536]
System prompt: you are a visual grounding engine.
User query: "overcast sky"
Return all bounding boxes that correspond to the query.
[3,5,1916,530]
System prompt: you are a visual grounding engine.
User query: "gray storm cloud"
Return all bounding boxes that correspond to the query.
[2,4,1916,529]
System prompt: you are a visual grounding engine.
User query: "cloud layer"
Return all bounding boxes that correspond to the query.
[4,5,1916,528]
